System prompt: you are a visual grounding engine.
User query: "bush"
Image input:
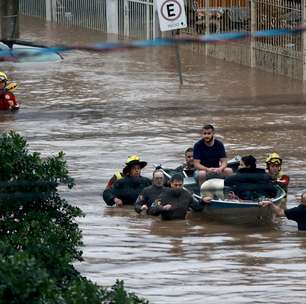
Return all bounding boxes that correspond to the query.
[0,131,148,304]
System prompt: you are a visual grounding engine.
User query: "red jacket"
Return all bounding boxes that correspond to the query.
[0,91,19,110]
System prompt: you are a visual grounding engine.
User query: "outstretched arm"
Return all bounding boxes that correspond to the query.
[259,200,285,217]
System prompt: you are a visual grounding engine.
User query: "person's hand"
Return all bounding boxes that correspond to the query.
[206,167,215,174]
[141,204,148,211]
[113,198,123,208]
[259,200,272,207]
[202,196,212,203]
[162,204,172,211]
[215,167,224,174]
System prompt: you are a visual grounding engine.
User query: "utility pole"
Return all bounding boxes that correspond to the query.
[0,0,19,46]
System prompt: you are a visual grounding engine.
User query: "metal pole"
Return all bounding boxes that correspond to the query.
[0,0,19,43]
[303,0,306,81]
[172,30,183,86]
[250,0,256,68]
[107,0,119,35]
[46,0,52,22]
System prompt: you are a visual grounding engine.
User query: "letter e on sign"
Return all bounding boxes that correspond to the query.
[156,0,187,31]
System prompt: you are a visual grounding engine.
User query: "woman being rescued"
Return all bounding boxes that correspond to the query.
[224,155,277,201]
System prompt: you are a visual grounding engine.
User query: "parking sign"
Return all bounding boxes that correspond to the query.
[156,0,187,31]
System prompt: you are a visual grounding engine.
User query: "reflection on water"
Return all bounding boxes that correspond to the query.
[1,16,306,303]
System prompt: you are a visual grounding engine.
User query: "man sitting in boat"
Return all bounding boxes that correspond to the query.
[265,152,289,192]
[175,147,195,177]
[0,71,19,111]
[150,173,211,220]
[135,169,165,214]
[224,155,277,200]
[103,156,151,207]
[193,124,233,186]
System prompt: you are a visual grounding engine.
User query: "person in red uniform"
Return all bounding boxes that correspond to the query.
[0,71,19,111]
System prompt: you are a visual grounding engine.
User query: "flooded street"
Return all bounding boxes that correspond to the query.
[1,17,306,303]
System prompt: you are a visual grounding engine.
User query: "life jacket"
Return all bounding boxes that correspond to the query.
[106,170,124,188]
[0,91,19,110]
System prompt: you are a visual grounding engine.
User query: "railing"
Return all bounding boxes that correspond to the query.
[19,0,155,40]
[19,0,46,19]
[185,0,250,35]
[121,0,156,40]
[254,0,302,54]
[54,0,107,31]
[18,0,305,79]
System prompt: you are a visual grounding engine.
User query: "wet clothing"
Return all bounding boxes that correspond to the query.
[134,185,164,213]
[284,204,306,231]
[193,138,226,168]
[224,168,277,200]
[150,188,204,220]
[175,163,195,177]
[103,175,151,206]
[0,91,19,110]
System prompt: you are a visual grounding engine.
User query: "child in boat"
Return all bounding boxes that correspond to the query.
[0,71,19,111]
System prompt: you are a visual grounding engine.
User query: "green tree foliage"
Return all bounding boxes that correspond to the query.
[0,131,148,304]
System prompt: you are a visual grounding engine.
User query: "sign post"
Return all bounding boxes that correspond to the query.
[156,0,187,85]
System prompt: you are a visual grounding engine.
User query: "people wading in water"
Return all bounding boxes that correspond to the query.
[0,71,19,111]
[150,173,211,220]
[103,156,151,207]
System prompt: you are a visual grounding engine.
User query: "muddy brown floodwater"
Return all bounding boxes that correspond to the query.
[1,16,306,303]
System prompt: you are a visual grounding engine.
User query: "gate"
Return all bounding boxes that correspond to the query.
[19,0,46,19]
[52,0,107,31]
[119,0,156,40]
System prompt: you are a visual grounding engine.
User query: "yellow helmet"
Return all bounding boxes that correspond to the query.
[123,155,147,175]
[265,152,282,165]
[126,155,140,164]
[0,72,8,82]
[5,82,17,92]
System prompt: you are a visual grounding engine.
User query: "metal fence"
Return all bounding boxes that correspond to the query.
[19,0,156,39]
[254,0,302,54]
[19,0,46,19]
[54,0,107,31]
[184,0,302,49]
[185,0,249,35]
[18,0,305,79]
[183,0,303,78]
[19,0,107,31]
[118,0,156,39]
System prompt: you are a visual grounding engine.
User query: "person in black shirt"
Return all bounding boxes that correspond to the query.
[103,157,151,207]
[135,169,165,214]
[260,191,306,231]
[193,124,233,185]
[225,155,277,200]
[150,173,211,220]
